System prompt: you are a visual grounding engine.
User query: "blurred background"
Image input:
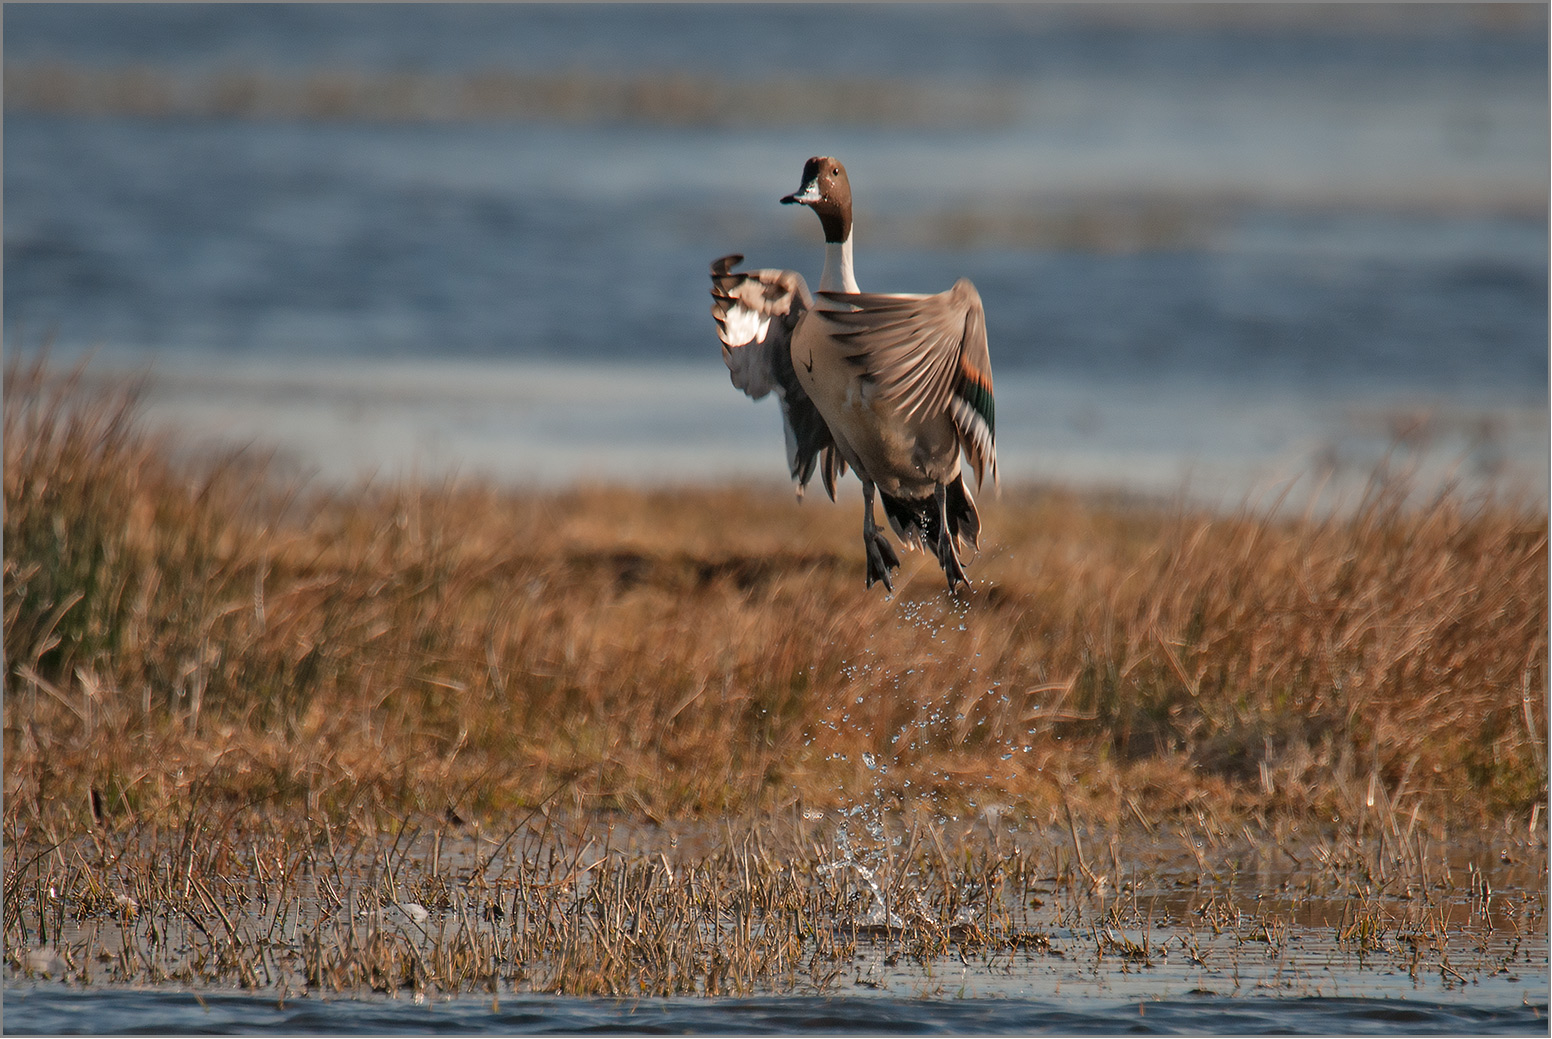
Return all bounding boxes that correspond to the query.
[6,3,1547,504]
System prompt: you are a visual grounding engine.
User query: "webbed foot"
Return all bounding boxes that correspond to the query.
[865,531,901,592]
[936,529,967,593]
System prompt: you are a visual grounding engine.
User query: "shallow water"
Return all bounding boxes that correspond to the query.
[6,818,1547,1035]
[4,988,1548,1036]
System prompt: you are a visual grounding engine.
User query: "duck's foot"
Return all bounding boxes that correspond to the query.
[865,531,901,592]
[936,530,967,593]
[933,481,969,593]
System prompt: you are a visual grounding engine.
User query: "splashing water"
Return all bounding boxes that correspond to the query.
[818,833,903,928]
[805,590,1041,933]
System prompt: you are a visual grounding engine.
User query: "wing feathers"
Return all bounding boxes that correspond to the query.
[713,257,996,496]
[816,278,998,489]
[709,255,837,498]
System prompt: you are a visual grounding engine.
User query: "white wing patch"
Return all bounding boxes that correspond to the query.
[710,256,812,403]
[717,306,772,349]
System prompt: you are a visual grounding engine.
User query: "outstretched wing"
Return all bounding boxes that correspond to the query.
[710,255,843,498]
[816,278,997,489]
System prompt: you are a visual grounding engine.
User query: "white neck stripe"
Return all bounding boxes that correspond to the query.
[818,233,858,296]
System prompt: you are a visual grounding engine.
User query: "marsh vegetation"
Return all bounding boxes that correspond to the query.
[4,357,1546,999]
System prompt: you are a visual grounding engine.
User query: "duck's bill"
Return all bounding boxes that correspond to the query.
[780,182,821,205]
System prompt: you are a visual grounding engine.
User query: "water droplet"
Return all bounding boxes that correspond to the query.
[862,752,878,771]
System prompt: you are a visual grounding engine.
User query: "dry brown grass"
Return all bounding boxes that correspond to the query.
[4,356,1547,849]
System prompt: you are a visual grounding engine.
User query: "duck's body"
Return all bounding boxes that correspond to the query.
[792,291,977,498]
[711,157,996,592]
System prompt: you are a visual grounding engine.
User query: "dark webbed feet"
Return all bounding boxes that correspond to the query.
[865,529,901,591]
[861,479,900,592]
[934,482,968,593]
[935,527,967,592]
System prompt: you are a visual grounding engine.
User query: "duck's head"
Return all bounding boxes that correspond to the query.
[781,156,852,244]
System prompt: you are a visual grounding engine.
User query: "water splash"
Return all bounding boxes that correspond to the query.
[818,834,903,928]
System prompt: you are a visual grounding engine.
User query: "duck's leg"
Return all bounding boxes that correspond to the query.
[863,479,900,591]
[934,481,968,592]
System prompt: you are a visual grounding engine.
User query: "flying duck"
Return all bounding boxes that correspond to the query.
[710,156,997,592]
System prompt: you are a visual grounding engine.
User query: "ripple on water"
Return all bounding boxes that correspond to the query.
[3,988,1548,1035]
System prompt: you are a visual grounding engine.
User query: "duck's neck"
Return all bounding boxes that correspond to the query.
[819,234,859,295]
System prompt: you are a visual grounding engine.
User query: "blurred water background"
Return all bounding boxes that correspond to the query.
[5,3,1547,504]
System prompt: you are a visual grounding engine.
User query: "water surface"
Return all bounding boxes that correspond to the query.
[5,4,1546,499]
[5,988,1548,1036]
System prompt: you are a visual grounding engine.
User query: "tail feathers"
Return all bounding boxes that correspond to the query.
[879,476,980,556]
[820,446,847,502]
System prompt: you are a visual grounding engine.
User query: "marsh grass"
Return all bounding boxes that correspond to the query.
[4,357,1547,997]
[3,803,1542,997]
[5,356,1545,842]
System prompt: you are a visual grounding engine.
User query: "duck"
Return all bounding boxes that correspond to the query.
[710,156,997,593]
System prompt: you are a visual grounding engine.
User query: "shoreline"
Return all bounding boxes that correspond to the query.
[49,348,1550,511]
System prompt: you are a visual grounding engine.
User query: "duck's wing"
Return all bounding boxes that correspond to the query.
[817,278,998,489]
[710,254,843,498]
